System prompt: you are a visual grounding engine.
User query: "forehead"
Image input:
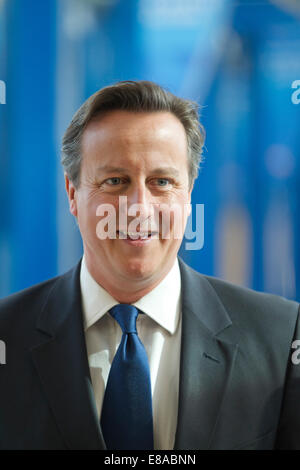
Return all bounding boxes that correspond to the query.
[81,110,188,156]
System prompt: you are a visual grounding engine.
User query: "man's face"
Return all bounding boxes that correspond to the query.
[66,110,192,299]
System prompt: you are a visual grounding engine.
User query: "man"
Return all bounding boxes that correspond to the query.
[0,80,300,450]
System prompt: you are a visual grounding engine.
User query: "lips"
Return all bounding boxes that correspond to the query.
[117,230,158,240]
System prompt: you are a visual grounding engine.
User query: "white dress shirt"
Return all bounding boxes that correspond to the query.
[80,255,182,450]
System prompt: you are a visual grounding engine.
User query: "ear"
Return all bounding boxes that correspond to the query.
[65,173,78,217]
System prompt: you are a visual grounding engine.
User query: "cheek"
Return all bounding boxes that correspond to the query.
[92,196,120,240]
[77,193,103,232]
[158,204,188,240]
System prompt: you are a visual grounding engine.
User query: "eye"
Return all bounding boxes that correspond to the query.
[155,178,171,187]
[105,177,122,185]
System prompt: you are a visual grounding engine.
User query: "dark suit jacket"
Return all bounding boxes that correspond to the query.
[0,257,300,450]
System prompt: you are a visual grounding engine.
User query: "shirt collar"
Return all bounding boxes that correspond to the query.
[80,256,181,335]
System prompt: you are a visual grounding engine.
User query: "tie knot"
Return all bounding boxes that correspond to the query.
[109,304,139,334]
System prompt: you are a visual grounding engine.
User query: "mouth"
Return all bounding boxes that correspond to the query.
[117,230,159,242]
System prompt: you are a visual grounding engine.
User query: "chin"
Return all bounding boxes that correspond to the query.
[122,258,157,280]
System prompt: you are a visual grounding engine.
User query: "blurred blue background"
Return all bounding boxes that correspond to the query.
[0,0,300,299]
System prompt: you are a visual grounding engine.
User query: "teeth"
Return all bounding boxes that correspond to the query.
[118,230,155,238]
[119,231,149,237]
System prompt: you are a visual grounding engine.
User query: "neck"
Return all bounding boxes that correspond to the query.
[83,255,175,303]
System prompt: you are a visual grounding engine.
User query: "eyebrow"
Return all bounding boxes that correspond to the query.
[96,166,180,178]
[96,166,128,174]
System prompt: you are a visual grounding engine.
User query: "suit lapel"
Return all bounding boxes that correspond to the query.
[30,260,106,450]
[174,258,239,450]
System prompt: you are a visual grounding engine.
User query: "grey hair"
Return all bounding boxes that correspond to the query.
[61,80,205,189]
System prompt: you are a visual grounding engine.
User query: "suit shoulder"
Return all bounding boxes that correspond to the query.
[0,275,59,310]
[0,264,78,324]
[203,273,299,327]
[179,258,299,324]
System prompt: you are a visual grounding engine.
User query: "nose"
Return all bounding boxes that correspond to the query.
[126,181,154,223]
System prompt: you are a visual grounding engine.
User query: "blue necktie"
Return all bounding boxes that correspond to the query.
[100,304,154,450]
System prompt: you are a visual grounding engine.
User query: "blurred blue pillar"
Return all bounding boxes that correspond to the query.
[2,0,57,295]
[0,1,9,297]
